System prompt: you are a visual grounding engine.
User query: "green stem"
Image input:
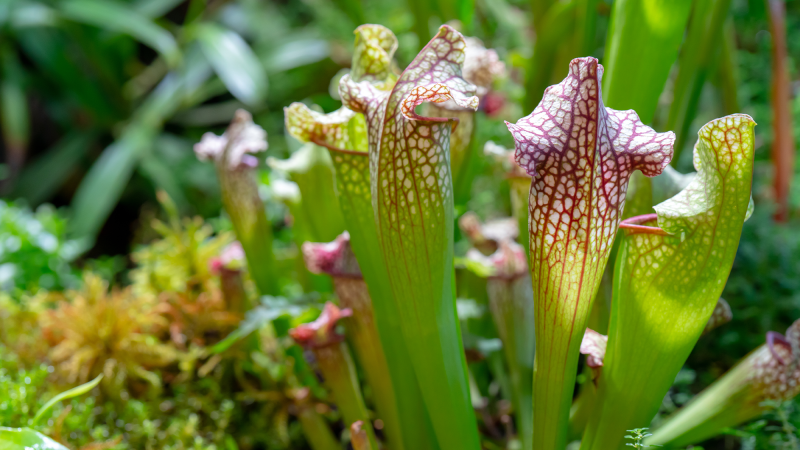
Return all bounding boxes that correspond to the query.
[487,275,534,450]
[218,166,278,297]
[335,277,405,450]
[298,404,341,450]
[314,342,379,450]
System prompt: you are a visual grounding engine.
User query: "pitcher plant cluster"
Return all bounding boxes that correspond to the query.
[7,20,795,450]
[225,23,786,450]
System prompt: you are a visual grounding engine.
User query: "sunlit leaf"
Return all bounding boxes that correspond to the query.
[284,27,438,449]
[581,115,756,450]
[602,0,693,123]
[0,427,68,450]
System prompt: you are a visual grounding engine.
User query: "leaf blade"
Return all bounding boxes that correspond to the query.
[59,0,180,67]
[194,23,267,107]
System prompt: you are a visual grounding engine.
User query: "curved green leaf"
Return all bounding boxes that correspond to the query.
[32,374,103,426]
[12,133,94,205]
[665,0,733,163]
[0,428,68,450]
[194,23,267,107]
[580,114,756,450]
[59,0,180,67]
[68,52,212,240]
[602,0,693,123]
[506,57,674,450]
[68,125,156,240]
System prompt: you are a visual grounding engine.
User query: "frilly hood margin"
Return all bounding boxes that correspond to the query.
[505,56,675,450]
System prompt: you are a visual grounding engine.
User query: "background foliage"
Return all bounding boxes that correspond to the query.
[0,0,798,448]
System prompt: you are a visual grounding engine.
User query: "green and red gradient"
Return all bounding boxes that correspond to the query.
[506,57,674,450]
[340,25,482,450]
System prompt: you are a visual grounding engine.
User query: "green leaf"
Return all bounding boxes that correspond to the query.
[16,28,119,122]
[580,115,756,450]
[665,0,733,164]
[32,374,103,426]
[602,0,693,123]
[0,68,30,167]
[211,297,303,354]
[523,0,578,110]
[68,126,156,240]
[4,2,59,28]
[0,428,68,450]
[133,0,184,18]
[68,51,212,240]
[11,133,94,205]
[262,39,330,75]
[193,23,267,107]
[340,24,481,450]
[59,0,180,67]
[506,57,675,450]
[267,143,346,243]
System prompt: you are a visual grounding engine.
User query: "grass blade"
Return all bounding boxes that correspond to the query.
[59,0,180,67]
[194,23,267,107]
[68,126,155,240]
[32,374,103,426]
[665,0,733,164]
[602,0,693,123]
[11,133,94,205]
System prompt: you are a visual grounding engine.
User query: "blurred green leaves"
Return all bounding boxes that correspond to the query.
[0,200,84,293]
[193,23,268,106]
[1,0,277,243]
[59,0,181,67]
